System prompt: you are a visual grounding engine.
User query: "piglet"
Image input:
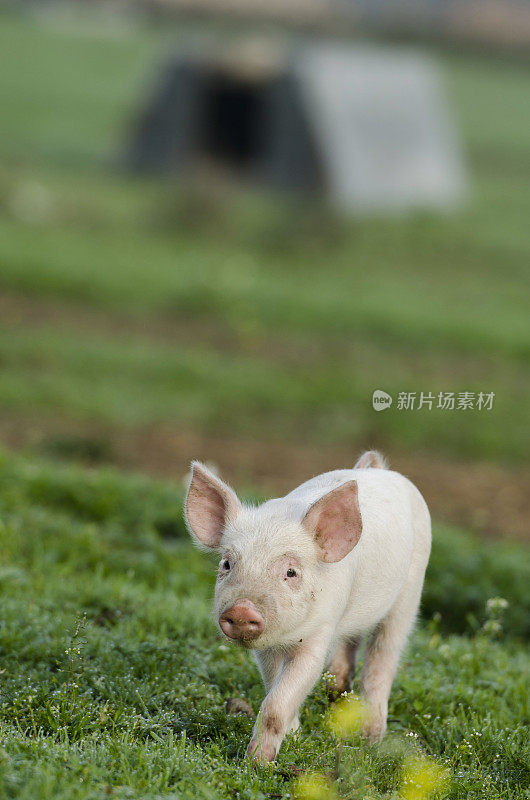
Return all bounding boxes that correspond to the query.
[185,451,431,763]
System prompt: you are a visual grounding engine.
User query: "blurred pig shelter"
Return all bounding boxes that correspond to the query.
[127,40,466,212]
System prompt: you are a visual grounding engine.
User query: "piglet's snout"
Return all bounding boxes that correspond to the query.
[219,600,264,641]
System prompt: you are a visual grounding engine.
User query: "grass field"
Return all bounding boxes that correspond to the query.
[0,452,528,799]
[0,11,529,473]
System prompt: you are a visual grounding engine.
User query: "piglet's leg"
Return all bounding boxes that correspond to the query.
[255,651,300,735]
[254,649,285,693]
[361,565,424,741]
[246,632,331,764]
[327,636,361,695]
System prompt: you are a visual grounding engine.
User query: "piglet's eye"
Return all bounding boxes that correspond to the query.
[286,568,297,578]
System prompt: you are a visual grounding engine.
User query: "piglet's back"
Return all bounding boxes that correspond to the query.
[282,468,429,576]
[283,468,420,522]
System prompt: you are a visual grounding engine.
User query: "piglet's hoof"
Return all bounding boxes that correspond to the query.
[245,737,276,764]
[362,716,387,743]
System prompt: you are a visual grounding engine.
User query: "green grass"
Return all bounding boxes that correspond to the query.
[0,12,529,464]
[0,452,528,799]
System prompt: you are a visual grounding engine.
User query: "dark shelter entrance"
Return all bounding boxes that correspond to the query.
[126,50,324,192]
[201,73,266,170]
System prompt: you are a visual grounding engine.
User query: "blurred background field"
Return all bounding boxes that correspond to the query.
[0,5,529,540]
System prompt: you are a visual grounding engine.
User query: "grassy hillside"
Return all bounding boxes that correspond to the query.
[0,452,528,799]
[0,12,529,468]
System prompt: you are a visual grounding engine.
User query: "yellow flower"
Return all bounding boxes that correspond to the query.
[326,694,369,737]
[400,756,450,800]
[294,772,339,800]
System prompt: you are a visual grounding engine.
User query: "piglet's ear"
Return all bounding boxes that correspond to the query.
[302,481,362,563]
[185,462,240,549]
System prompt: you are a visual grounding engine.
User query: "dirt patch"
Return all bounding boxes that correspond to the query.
[0,290,325,365]
[0,412,527,542]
